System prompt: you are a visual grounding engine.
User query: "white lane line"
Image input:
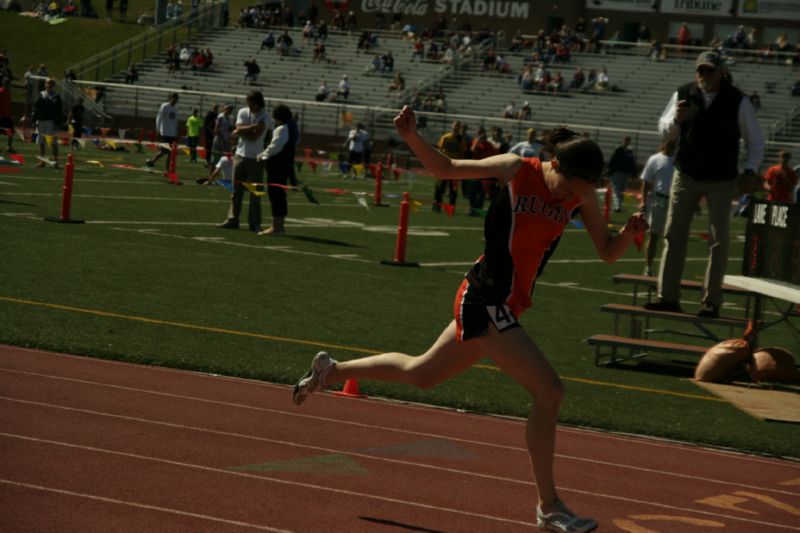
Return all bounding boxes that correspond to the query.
[0,432,537,529]
[1,369,798,497]
[2,431,796,531]
[0,347,795,470]
[0,478,293,532]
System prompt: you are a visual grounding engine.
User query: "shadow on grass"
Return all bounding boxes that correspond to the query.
[605,359,697,379]
[286,235,363,248]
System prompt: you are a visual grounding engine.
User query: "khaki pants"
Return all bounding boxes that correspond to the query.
[657,170,736,307]
[226,156,263,231]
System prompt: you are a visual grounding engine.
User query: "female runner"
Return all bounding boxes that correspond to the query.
[293,106,647,533]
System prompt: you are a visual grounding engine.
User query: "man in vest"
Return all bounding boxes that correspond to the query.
[645,51,763,318]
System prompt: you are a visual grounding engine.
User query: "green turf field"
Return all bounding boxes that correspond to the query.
[1,139,798,459]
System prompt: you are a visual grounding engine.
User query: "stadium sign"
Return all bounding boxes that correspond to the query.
[361,0,530,18]
[737,0,800,20]
[584,0,655,12]
[659,0,735,15]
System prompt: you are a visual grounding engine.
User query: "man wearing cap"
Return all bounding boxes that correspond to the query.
[646,50,763,318]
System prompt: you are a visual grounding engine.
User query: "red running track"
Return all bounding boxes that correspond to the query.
[1,344,799,532]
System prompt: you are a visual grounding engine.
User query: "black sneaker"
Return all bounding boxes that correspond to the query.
[216,220,239,229]
[643,300,684,313]
[145,159,155,168]
[697,303,720,319]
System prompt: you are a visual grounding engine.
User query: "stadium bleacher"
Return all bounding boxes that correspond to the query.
[97,25,800,165]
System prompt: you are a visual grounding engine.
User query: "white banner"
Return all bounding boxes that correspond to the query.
[738,0,800,19]
[659,0,735,16]
[585,0,655,12]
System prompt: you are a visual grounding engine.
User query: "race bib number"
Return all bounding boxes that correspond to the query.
[487,304,516,331]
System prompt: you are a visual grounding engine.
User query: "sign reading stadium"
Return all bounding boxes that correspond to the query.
[361,0,530,18]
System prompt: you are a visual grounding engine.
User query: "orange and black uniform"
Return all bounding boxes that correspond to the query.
[455,158,582,341]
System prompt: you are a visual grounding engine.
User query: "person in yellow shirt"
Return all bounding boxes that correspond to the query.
[186,107,202,162]
[433,120,467,212]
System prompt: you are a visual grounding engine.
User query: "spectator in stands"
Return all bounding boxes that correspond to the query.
[166,0,176,19]
[217,91,269,232]
[520,65,534,90]
[595,66,610,90]
[503,101,517,119]
[792,79,800,97]
[0,76,16,154]
[646,51,764,318]
[568,67,585,90]
[553,44,571,64]
[337,75,350,100]
[496,54,511,74]
[315,80,330,101]
[303,20,314,44]
[676,23,691,53]
[146,92,179,171]
[243,58,260,83]
[186,107,202,163]
[343,122,369,179]
[257,104,297,236]
[124,63,139,84]
[212,104,234,164]
[260,32,276,51]
[607,135,637,212]
[648,39,663,61]
[192,51,207,71]
[277,31,293,58]
[167,47,180,76]
[481,49,497,71]
[637,22,651,43]
[410,38,424,62]
[312,41,327,63]
[173,0,183,18]
[388,71,405,92]
[317,20,328,41]
[346,10,357,32]
[202,103,218,167]
[548,71,565,93]
[442,44,457,65]
[382,51,395,73]
[433,120,466,211]
[204,48,214,69]
[518,101,532,121]
[33,78,63,168]
[509,128,542,158]
[639,141,676,276]
[762,150,798,203]
[179,44,192,65]
[66,97,84,150]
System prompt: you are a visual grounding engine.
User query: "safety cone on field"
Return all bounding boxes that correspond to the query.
[334,379,366,399]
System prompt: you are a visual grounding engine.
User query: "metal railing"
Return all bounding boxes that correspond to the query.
[69,1,225,83]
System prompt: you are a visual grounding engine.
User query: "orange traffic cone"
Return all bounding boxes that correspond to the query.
[334,379,366,399]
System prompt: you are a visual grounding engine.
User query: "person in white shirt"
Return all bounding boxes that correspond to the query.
[337,75,350,100]
[217,91,269,232]
[257,104,296,236]
[146,92,179,170]
[638,140,676,277]
[198,151,233,186]
[211,103,234,164]
[509,128,543,159]
[344,123,368,178]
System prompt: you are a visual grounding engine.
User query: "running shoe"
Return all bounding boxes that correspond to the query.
[536,500,598,532]
[292,351,337,405]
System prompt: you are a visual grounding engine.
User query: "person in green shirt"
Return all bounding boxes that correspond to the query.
[186,107,202,162]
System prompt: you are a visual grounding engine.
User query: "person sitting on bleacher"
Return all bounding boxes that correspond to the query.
[315,80,330,102]
[277,31,293,58]
[381,51,394,73]
[568,67,585,90]
[243,58,260,83]
[313,42,327,63]
[260,32,275,51]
